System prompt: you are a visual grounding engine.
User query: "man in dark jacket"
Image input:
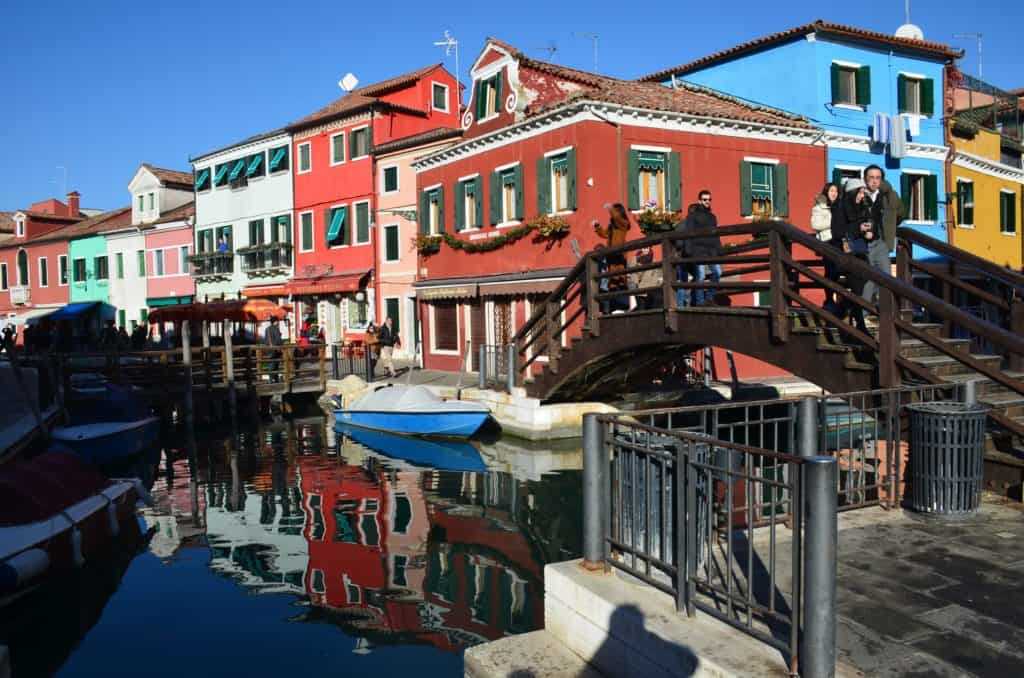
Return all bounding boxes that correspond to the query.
[861,165,905,304]
[683,190,723,306]
[378,316,399,378]
[265,317,283,382]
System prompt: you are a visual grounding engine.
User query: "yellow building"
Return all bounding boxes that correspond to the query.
[948,110,1024,270]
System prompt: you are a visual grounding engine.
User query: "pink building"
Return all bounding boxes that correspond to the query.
[144,202,196,307]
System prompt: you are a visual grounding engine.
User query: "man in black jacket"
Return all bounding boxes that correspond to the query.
[378,316,399,378]
[683,190,723,306]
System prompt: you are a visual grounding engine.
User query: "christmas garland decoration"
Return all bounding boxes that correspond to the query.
[414,215,570,255]
[442,223,535,253]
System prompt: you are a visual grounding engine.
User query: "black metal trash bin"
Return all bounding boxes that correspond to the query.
[907,401,988,515]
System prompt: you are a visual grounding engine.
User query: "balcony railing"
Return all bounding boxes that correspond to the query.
[189,251,234,278]
[238,243,293,275]
[10,286,30,305]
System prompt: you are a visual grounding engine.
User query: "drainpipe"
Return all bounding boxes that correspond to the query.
[370,104,380,327]
[943,64,958,243]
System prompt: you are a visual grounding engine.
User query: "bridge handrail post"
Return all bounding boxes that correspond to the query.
[895,240,912,315]
[1011,299,1024,371]
[581,413,608,569]
[878,287,901,388]
[585,255,600,338]
[547,300,561,366]
[505,343,516,393]
[661,239,676,311]
[768,229,791,343]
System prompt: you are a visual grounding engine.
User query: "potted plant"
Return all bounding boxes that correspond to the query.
[636,200,680,235]
[527,214,571,240]
[413,234,443,255]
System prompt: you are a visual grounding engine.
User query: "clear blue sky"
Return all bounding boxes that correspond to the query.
[1,0,1020,212]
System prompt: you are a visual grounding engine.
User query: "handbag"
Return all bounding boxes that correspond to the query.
[846,237,869,256]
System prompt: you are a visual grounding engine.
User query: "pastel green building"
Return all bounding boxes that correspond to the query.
[68,234,111,304]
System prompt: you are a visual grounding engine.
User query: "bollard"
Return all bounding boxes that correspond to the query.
[581,413,607,570]
[962,378,979,406]
[505,344,516,393]
[478,345,487,389]
[802,456,838,678]
[797,396,819,458]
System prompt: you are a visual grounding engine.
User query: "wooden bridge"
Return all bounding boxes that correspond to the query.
[513,221,1024,447]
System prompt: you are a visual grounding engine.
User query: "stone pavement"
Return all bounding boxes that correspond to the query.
[834,497,1024,677]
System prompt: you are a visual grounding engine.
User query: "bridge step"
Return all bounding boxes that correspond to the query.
[910,353,1005,377]
[978,395,1024,419]
[940,371,1024,399]
[898,337,971,359]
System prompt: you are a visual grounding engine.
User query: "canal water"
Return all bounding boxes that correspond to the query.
[3,417,583,677]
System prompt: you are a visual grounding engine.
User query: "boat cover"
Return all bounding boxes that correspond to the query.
[349,385,489,413]
[0,450,109,526]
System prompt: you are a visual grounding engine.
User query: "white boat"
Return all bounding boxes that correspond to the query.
[50,417,160,464]
[333,384,491,437]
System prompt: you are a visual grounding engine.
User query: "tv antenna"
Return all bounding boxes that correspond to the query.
[574,32,599,73]
[533,42,558,60]
[953,32,983,79]
[433,30,461,103]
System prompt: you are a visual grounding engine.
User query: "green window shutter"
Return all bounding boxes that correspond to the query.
[116,253,124,279]
[494,75,503,114]
[140,308,148,324]
[740,161,753,216]
[118,309,125,329]
[419,191,430,235]
[386,298,400,335]
[856,65,871,106]
[831,167,843,187]
[475,82,486,120]
[455,181,465,232]
[921,78,935,117]
[490,172,502,224]
[437,186,445,233]
[513,164,524,219]
[924,175,938,221]
[773,164,790,217]
[900,174,912,214]
[566,148,577,211]
[385,225,399,260]
[536,157,551,215]
[473,176,483,227]
[830,63,841,104]
[627,149,640,210]
[667,151,682,211]
[356,203,369,243]
[897,74,907,114]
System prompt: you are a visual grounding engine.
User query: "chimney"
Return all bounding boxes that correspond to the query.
[66,191,80,217]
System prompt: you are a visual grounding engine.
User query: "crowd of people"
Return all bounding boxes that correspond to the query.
[588,164,906,332]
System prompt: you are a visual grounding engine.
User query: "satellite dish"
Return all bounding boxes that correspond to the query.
[895,24,925,40]
[338,73,360,92]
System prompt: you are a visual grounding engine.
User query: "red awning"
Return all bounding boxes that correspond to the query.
[243,285,290,298]
[149,299,293,324]
[285,270,369,297]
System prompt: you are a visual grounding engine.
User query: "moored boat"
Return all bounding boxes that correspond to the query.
[50,417,160,464]
[0,450,152,605]
[336,423,488,472]
[333,384,491,438]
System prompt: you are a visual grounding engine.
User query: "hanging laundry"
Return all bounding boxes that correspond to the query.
[871,112,891,145]
[889,114,908,158]
[905,114,921,137]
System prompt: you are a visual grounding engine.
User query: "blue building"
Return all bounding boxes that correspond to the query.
[640,20,962,246]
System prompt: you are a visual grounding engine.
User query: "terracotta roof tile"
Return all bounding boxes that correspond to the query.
[372,127,463,156]
[486,38,606,87]
[20,211,83,223]
[1,207,132,249]
[151,201,195,226]
[350,63,443,97]
[142,164,193,190]
[637,20,962,83]
[0,211,15,233]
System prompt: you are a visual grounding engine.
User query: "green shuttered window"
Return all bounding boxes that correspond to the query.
[474,73,503,121]
[326,206,348,246]
[268,145,289,172]
[420,188,444,234]
[897,74,934,117]
[385,297,401,335]
[538,149,577,214]
[900,173,938,221]
[194,168,210,191]
[214,163,231,186]
[300,213,314,251]
[455,176,483,231]
[245,152,264,178]
[384,224,400,262]
[1000,191,1017,234]
[354,202,370,244]
[740,161,789,217]
[627,149,681,211]
[830,63,870,107]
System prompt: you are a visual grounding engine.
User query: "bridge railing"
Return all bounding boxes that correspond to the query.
[513,221,1024,437]
[580,411,836,676]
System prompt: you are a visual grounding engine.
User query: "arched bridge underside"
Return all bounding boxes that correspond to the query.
[531,307,875,403]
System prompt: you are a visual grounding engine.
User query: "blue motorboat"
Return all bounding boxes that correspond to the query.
[334,384,491,438]
[336,424,488,472]
[50,417,160,464]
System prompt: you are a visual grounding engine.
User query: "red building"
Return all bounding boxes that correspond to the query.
[0,192,87,330]
[413,39,827,378]
[286,64,461,345]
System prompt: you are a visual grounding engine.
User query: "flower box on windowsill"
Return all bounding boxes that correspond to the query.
[636,205,680,236]
[414,234,443,255]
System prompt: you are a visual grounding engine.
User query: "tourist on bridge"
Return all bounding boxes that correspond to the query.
[265,317,283,382]
[592,204,631,312]
[681,190,722,306]
[860,165,905,305]
[812,182,843,313]
[836,178,871,334]
[378,316,400,378]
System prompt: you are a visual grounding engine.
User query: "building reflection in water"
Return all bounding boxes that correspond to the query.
[143,416,582,653]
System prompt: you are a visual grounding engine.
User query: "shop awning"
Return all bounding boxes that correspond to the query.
[147,296,194,307]
[417,283,478,301]
[285,270,369,297]
[14,307,59,325]
[478,279,560,297]
[269,147,287,171]
[242,285,290,298]
[149,299,292,324]
[48,302,105,321]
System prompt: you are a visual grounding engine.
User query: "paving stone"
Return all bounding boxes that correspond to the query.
[837,551,956,593]
[870,651,968,678]
[837,594,941,642]
[906,547,1018,587]
[910,631,1024,678]
[835,617,900,675]
[928,579,1024,629]
[836,564,946,616]
[917,604,1024,660]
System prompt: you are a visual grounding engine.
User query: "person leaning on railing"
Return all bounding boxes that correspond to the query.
[592,204,632,313]
[833,179,871,334]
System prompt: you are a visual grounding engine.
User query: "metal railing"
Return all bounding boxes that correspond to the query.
[239,243,293,274]
[581,413,837,677]
[189,252,235,277]
[330,343,375,382]
[478,343,515,392]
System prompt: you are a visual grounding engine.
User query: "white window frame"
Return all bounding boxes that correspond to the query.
[901,73,924,116]
[38,256,48,288]
[72,257,86,284]
[477,74,502,123]
[327,202,349,249]
[0,263,7,290]
[461,178,481,230]
[431,81,450,113]
[298,210,315,253]
[956,179,974,229]
[352,199,371,246]
[153,248,165,277]
[58,254,68,286]
[349,125,370,161]
[15,218,24,238]
[901,170,932,224]
[831,60,862,109]
[380,164,400,194]
[147,193,155,210]
[493,163,520,228]
[429,303,461,356]
[297,142,312,174]
[1000,189,1017,235]
[180,245,190,273]
[549,153,571,214]
[382,223,401,263]
[329,132,346,166]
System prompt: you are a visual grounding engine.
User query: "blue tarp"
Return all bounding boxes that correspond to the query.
[48,302,106,321]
